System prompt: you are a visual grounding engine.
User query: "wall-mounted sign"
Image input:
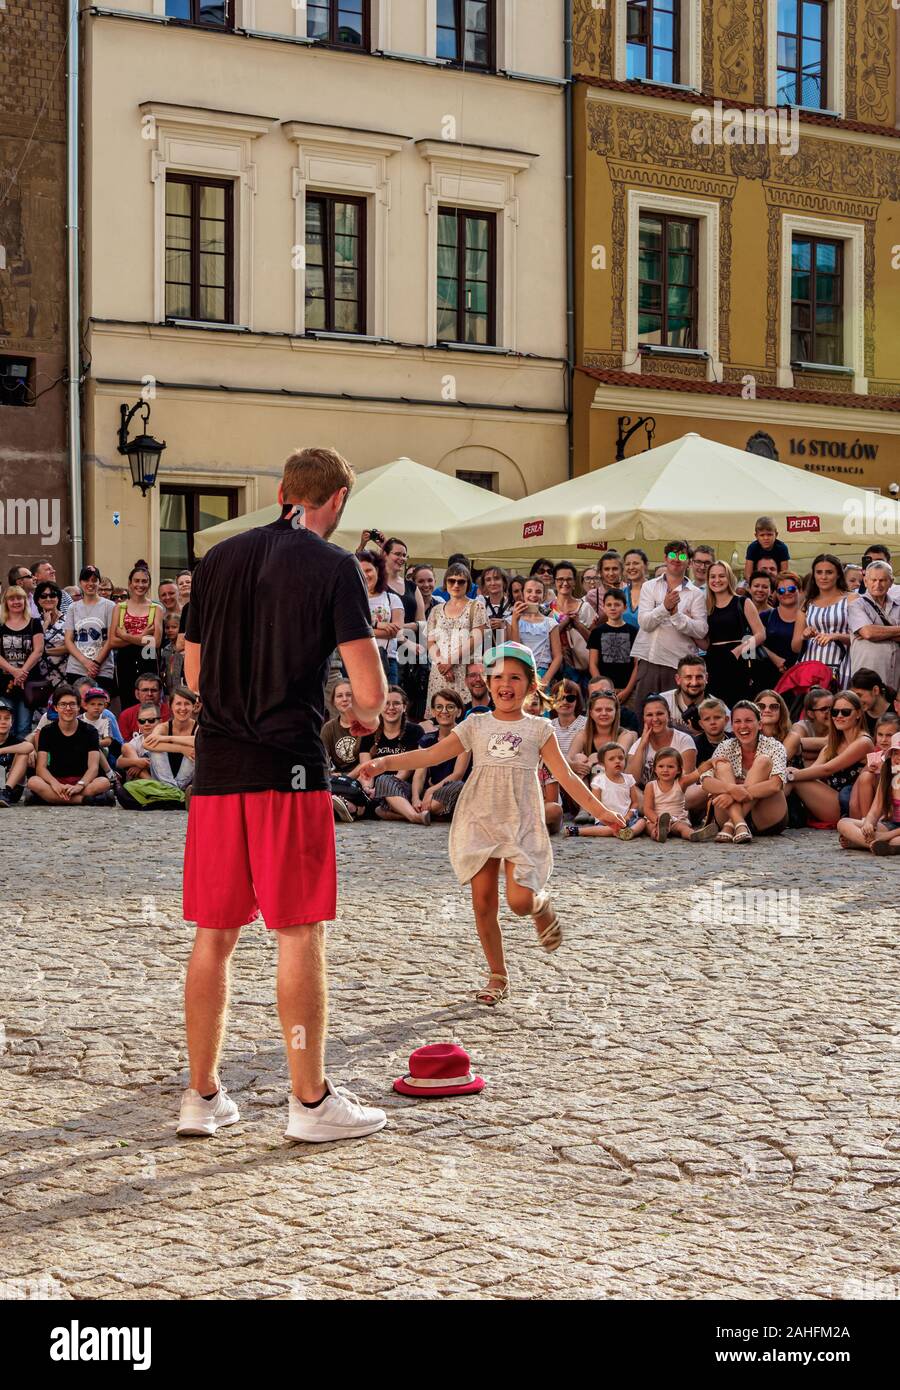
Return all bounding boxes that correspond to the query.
[576,541,610,551]
[790,438,878,461]
[786,515,821,533]
[523,520,544,539]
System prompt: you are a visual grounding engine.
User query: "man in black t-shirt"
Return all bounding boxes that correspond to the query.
[179,446,388,1146]
[27,684,111,804]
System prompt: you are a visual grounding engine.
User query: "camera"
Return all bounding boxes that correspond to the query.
[369,528,385,545]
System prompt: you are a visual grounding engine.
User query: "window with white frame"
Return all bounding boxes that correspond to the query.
[625,189,720,373]
[778,213,865,389]
[616,0,702,89]
[283,122,406,338]
[141,103,272,330]
[767,0,845,114]
[416,139,535,350]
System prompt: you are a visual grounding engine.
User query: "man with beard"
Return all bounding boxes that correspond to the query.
[462,662,492,717]
[179,447,388,1145]
[658,656,729,736]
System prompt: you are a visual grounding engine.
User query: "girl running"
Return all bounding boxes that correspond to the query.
[359,642,624,1004]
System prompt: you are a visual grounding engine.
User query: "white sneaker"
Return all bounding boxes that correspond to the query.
[332,795,353,823]
[284,1078,387,1144]
[176,1085,240,1137]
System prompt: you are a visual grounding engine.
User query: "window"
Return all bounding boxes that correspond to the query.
[776,0,827,107]
[165,175,234,323]
[160,487,239,578]
[626,0,680,83]
[437,208,496,345]
[436,0,494,70]
[791,234,843,364]
[456,470,498,491]
[307,0,369,48]
[637,214,697,347]
[165,0,233,28]
[0,356,34,407]
[305,194,366,334]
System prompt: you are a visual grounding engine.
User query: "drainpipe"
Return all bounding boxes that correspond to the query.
[66,0,84,578]
[563,0,575,480]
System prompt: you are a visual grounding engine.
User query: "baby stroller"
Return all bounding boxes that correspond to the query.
[774,659,835,720]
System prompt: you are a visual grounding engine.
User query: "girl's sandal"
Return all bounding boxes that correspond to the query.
[733,821,753,844]
[617,827,634,840]
[715,823,736,843]
[532,891,562,953]
[475,972,509,1005]
[656,813,671,844]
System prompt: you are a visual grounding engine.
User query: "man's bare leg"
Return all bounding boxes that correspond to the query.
[277,923,328,1104]
[185,927,241,1095]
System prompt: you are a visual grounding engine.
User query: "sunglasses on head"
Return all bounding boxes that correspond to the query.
[666,551,689,562]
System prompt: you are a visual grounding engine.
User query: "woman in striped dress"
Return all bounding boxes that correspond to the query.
[793,554,858,688]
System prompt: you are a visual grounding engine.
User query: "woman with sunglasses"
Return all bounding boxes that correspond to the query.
[793,554,857,688]
[753,569,803,692]
[785,690,873,824]
[35,582,68,695]
[755,690,792,745]
[425,563,487,710]
[114,701,161,802]
[783,686,834,767]
[528,559,557,602]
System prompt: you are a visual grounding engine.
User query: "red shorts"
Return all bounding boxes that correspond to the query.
[183,790,337,930]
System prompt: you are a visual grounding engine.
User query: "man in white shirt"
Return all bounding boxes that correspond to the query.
[848,561,900,686]
[632,541,708,714]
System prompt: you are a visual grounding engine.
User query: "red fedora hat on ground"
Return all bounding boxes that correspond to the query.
[393,1043,484,1098]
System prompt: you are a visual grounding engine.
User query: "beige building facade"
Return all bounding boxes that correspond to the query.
[81,1,569,580]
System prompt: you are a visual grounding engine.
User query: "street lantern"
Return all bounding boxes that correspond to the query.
[118,400,166,496]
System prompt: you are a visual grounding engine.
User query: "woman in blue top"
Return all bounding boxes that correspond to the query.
[622,548,649,630]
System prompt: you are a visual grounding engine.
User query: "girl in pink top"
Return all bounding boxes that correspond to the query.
[837,733,900,855]
[644,747,693,843]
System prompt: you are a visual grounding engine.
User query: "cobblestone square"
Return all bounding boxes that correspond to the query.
[0,812,897,1301]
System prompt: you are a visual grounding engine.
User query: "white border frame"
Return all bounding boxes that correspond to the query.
[283,122,406,338]
[141,103,272,330]
[615,0,702,91]
[625,188,721,378]
[766,0,845,117]
[416,139,535,349]
[778,212,866,392]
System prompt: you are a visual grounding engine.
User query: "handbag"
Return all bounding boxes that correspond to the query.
[24,676,53,709]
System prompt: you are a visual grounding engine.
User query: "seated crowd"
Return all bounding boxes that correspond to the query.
[3,528,899,853]
[1,558,196,810]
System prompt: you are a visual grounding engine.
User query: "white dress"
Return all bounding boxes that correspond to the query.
[448,713,555,891]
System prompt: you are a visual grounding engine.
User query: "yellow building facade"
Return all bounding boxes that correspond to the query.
[573,0,900,498]
[81,1,569,581]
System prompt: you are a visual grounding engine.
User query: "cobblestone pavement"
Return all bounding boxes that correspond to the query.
[0,809,897,1302]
